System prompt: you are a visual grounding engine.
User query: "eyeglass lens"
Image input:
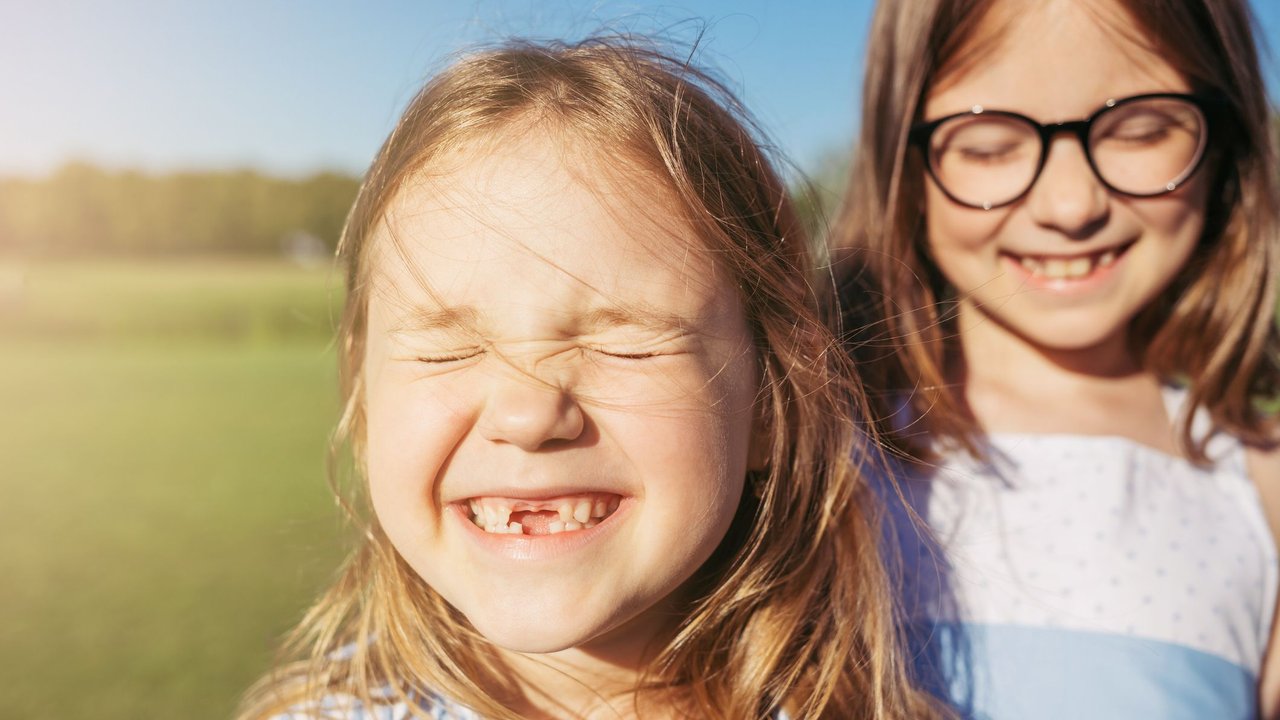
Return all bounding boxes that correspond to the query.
[927,97,1207,209]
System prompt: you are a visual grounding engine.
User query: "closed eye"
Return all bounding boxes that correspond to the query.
[956,143,1022,163]
[415,348,484,363]
[1109,125,1171,144]
[587,347,661,360]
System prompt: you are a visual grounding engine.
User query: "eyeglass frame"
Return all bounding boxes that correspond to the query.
[907,91,1227,210]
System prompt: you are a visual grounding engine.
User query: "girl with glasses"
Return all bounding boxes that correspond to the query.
[834,0,1280,717]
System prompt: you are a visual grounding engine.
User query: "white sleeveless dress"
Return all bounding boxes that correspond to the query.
[885,386,1278,719]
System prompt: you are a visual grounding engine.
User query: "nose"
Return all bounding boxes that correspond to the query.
[1026,134,1109,238]
[478,371,585,451]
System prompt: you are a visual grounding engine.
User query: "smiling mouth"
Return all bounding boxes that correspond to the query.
[466,493,622,535]
[1004,241,1135,281]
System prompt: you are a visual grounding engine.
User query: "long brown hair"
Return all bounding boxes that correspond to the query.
[834,0,1280,462]
[239,37,943,720]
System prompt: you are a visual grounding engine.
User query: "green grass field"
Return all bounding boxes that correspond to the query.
[0,260,349,719]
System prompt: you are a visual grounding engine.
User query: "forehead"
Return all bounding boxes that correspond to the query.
[926,0,1190,120]
[367,129,730,318]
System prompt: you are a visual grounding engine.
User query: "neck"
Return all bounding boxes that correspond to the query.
[955,299,1143,390]
[950,299,1178,451]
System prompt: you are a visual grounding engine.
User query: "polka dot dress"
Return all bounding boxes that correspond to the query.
[885,386,1278,720]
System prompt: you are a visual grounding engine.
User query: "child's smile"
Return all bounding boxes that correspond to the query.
[360,127,759,659]
[465,493,622,535]
[921,0,1209,358]
[1000,238,1133,284]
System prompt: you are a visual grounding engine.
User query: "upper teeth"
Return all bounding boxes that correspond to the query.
[467,493,621,535]
[1018,249,1118,280]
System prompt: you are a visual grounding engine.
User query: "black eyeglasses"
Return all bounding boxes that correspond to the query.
[909,92,1222,210]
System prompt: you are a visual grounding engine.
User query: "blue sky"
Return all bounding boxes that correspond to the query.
[1,0,1276,178]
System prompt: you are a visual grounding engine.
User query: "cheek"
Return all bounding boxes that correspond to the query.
[625,407,748,563]
[1127,183,1207,243]
[925,186,1011,292]
[363,370,476,524]
[924,182,1006,258]
[682,358,755,496]
[618,354,755,499]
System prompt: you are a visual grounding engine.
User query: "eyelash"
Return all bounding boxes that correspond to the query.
[415,349,483,364]
[411,347,662,363]
[588,347,660,360]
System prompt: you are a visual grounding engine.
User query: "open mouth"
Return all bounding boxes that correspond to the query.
[1004,241,1135,282]
[466,492,622,535]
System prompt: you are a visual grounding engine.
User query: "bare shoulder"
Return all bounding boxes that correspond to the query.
[1247,417,1280,720]
[1246,415,1280,543]
[1247,419,1280,505]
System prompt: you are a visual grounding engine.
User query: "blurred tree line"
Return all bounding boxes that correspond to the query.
[3,115,1278,259]
[0,156,853,258]
[0,163,359,257]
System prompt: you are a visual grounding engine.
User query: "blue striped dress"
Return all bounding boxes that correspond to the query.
[884,386,1278,719]
[272,683,794,718]
[271,688,479,720]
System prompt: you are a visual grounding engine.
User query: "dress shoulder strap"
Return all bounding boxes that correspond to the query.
[1161,384,1250,478]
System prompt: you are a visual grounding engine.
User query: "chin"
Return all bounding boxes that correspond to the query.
[983,301,1134,355]
[476,617,598,654]
[1018,322,1128,354]
[459,596,624,655]
[472,625,586,655]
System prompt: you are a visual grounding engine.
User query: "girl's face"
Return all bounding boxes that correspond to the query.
[361,130,759,662]
[921,0,1210,355]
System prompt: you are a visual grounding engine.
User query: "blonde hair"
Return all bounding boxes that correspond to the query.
[239,37,942,719]
[834,0,1280,463]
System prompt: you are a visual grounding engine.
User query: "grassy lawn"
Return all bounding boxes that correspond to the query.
[0,260,349,719]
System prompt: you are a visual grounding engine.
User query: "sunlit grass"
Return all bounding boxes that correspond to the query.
[0,258,345,342]
[0,260,349,719]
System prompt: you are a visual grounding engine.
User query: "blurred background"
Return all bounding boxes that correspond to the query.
[0,1,1276,718]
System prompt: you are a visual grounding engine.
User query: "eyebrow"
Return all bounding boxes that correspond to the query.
[389,305,480,334]
[581,304,693,334]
